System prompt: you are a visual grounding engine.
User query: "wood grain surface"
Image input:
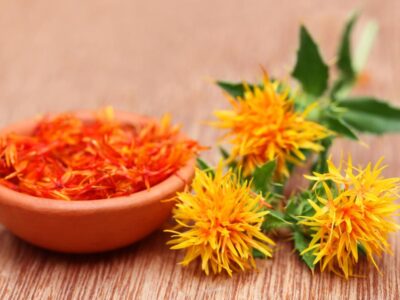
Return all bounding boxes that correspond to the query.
[0,0,399,299]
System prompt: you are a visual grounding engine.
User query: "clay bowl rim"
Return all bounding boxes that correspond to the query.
[0,110,195,215]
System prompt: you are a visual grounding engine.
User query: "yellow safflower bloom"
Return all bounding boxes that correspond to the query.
[212,74,331,177]
[301,157,400,279]
[166,165,275,276]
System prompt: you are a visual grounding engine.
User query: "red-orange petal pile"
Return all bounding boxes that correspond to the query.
[0,110,200,200]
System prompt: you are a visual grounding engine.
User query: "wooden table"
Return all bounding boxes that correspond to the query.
[0,0,398,299]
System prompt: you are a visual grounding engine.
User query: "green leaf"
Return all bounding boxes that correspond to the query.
[285,191,315,220]
[354,21,378,72]
[196,158,209,170]
[331,18,378,101]
[311,138,332,174]
[252,248,266,259]
[252,160,276,195]
[338,97,400,134]
[293,228,316,270]
[216,81,261,99]
[324,114,358,140]
[337,13,358,80]
[285,198,302,218]
[330,13,358,100]
[196,158,215,178]
[262,210,292,231]
[218,146,238,171]
[292,25,329,97]
[216,81,247,98]
[330,78,353,100]
[219,146,230,160]
[357,243,367,256]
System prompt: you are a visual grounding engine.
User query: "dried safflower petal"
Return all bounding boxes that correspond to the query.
[0,108,201,200]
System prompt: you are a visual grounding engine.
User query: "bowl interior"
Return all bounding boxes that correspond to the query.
[0,110,195,213]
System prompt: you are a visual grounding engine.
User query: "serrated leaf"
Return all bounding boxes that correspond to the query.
[218,146,238,171]
[338,97,400,134]
[311,138,332,174]
[253,160,276,195]
[286,195,308,218]
[330,13,358,100]
[292,25,329,97]
[337,13,358,80]
[196,158,209,170]
[285,198,302,218]
[219,146,230,160]
[196,158,215,178]
[354,21,378,72]
[216,81,261,99]
[285,191,315,220]
[293,228,316,270]
[252,248,266,259]
[330,77,353,100]
[216,81,247,98]
[324,114,358,140]
[262,210,291,231]
[357,243,367,256]
[331,18,378,101]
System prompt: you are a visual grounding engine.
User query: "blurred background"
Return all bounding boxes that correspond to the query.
[0,1,399,298]
[0,0,399,168]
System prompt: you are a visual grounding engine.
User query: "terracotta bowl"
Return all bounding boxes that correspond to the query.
[0,111,195,253]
